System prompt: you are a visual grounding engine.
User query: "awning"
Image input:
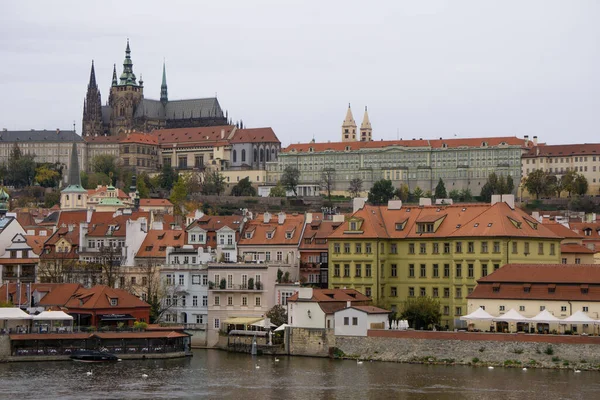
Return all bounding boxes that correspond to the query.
[223,317,263,326]
[97,314,136,321]
[251,319,276,328]
[33,311,73,321]
[0,308,32,320]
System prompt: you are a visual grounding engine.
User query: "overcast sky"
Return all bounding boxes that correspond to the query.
[1,1,598,146]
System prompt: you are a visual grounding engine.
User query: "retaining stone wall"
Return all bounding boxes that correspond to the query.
[288,327,334,357]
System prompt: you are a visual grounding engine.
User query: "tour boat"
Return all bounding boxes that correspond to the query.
[70,350,120,363]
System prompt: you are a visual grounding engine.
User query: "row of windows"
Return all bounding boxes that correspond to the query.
[481,305,589,313]
[165,294,208,307]
[213,295,261,307]
[526,156,598,164]
[389,286,474,299]
[332,241,556,256]
[333,262,501,279]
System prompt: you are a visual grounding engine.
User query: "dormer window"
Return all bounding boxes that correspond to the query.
[110,298,118,306]
[285,232,293,239]
[350,222,357,231]
[245,232,252,239]
[267,232,274,239]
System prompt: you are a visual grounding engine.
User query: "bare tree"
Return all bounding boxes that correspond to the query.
[320,168,336,205]
[136,258,175,323]
[96,245,125,288]
[348,177,363,198]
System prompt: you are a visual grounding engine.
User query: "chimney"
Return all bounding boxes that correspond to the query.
[263,212,271,223]
[387,200,402,210]
[346,300,351,308]
[524,135,529,146]
[533,136,538,145]
[56,128,60,134]
[305,212,313,224]
[490,194,502,206]
[419,198,432,207]
[67,224,74,232]
[221,129,225,139]
[278,212,286,225]
[353,198,367,213]
[501,194,515,210]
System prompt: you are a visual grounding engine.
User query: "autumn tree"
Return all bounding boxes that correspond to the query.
[280,166,300,197]
[269,182,286,197]
[394,183,410,202]
[201,170,226,195]
[266,305,288,327]
[348,177,363,198]
[91,155,119,184]
[35,165,61,188]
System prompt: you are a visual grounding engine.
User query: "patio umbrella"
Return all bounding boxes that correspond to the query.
[492,308,529,322]
[460,307,494,321]
[274,323,289,332]
[529,309,562,324]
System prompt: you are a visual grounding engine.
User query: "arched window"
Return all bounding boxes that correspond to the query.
[242,149,246,163]
[266,150,270,162]
[260,148,264,162]
[254,149,258,163]
[232,150,237,163]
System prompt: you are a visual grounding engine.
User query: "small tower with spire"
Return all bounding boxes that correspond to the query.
[341,103,357,142]
[60,142,88,210]
[360,106,372,142]
[108,39,144,136]
[82,61,103,137]
[160,61,168,106]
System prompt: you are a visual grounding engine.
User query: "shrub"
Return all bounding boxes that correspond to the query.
[544,345,554,355]
[552,356,560,362]
[472,357,480,363]
[563,361,570,366]
[581,359,588,363]
[247,278,254,290]
[219,279,227,289]
[479,347,486,352]
[513,348,524,354]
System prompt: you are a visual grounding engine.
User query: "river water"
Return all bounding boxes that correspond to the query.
[0,350,598,399]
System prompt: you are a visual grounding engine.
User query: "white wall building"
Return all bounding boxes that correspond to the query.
[334,306,389,337]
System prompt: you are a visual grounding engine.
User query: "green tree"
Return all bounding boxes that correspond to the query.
[170,177,188,215]
[280,166,300,197]
[159,164,179,191]
[480,172,514,202]
[35,165,60,188]
[460,188,473,202]
[411,186,424,201]
[269,182,286,197]
[136,174,150,198]
[368,179,395,205]
[573,174,589,196]
[44,190,61,208]
[524,169,553,199]
[348,177,363,198]
[266,304,288,327]
[202,171,226,195]
[91,155,118,184]
[6,144,36,188]
[434,178,447,199]
[400,296,442,330]
[230,177,257,196]
[559,170,578,196]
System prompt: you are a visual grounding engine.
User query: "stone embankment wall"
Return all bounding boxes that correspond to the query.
[287,327,335,357]
[335,331,600,370]
[0,335,10,361]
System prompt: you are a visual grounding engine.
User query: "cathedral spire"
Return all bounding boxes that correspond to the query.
[119,38,137,86]
[341,103,357,142]
[89,60,97,88]
[67,142,83,188]
[160,61,168,105]
[111,64,118,87]
[82,60,103,137]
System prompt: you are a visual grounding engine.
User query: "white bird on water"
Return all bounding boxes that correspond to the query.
[488,366,494,370]
[522,368,527,371]
[255,365,260,369]
[142,374,149,379]
[357,360,363,365]
[86,371,93,376]
[574,369,581,373]
[274,358,280,362]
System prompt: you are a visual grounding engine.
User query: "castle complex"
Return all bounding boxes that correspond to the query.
[82,40,228,137]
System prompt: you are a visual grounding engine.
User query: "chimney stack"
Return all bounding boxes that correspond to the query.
[524,135,529,146]
[221,129,225,139]
[533,136,538,145]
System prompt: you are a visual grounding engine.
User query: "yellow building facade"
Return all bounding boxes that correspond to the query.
[328,198,562,328]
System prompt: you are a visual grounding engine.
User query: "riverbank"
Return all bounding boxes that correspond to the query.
[284,327,600,371]
[334,331,600,371]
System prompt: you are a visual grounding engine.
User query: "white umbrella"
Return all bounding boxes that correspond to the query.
[492,308,529,322]
[529,309,561,324]
[460,307,494,321]
[561,311,598,324]
[274,323,289,332]
[251,319,276,328]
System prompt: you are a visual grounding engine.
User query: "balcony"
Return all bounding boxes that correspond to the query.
[219,244,236,250]
[209,283,264,292]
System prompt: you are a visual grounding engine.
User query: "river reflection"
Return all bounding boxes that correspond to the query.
[0,349,598,399]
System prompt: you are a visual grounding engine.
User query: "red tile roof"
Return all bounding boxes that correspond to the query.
[328,202,562,240]
[570,222,600,238]
[37,284,150,310]
[136,230,185,258]
[139,199,173,207]
[84,136,121,144]
[542,223,583,239]
[187,215,243,232]
[239,213,304,247]
[229,128,280,144]
[299,215,343,251]
[56,211,87,228]
[24,235,45,255]
[469,264,600,302]
[283,136,526,154]
[523,143,600,158]
[288,288,371,303]
[119,132,158,145]
[153,125,234,147]
[32,283,82,306]
[560,243,595,254]
[0,283,79,305]
[87,186,130,200]
[350,306,390,314]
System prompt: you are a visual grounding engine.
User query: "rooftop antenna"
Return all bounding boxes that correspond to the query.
[73,121,76,134]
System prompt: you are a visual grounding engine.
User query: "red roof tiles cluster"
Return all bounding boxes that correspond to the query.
[523,143,600,158]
